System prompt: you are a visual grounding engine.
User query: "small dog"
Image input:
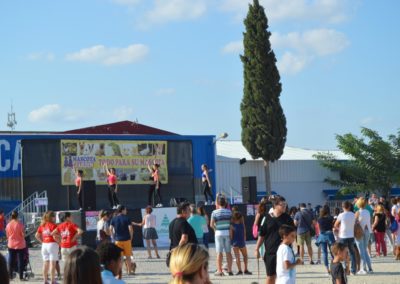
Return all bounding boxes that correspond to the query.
[395,246,400,260]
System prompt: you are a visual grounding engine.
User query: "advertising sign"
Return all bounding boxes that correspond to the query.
[61,140,168,185]
[141,207,176,248]
[85,211,99,232]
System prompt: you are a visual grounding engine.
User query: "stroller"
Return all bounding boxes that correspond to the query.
[21,246,35,280]
[10,237,35,280]
[8,247,35,280]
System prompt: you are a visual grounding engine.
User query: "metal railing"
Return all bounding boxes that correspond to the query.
[5,190,48,237]
[229,186,242,204]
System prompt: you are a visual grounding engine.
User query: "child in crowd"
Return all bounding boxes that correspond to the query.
[276,225,303,284]
[331,242,348,284]
[230,208,252,275]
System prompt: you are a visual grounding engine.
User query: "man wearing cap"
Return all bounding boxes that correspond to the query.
[110,205,134,277]
[210,195,233,276]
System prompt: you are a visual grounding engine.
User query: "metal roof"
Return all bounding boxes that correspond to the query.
[62,120,177,135]
[216,140,349,161]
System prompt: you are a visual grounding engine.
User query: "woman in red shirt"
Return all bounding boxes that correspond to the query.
[35,211,59,284]
[104,164,120,209]
[147,162,162,207]
[74,168,83,210]
[6,211,26,281]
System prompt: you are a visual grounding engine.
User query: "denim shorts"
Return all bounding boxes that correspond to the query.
[215,235,231,253]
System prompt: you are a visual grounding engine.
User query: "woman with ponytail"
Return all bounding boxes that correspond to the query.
[169,243,211,284]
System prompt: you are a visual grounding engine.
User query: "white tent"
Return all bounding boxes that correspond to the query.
[215,141,348,207]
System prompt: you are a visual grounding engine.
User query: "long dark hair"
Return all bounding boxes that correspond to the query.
[63,246,102,284]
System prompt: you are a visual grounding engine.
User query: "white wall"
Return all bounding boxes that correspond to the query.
[216,158,340,207]
[215,158,241,199]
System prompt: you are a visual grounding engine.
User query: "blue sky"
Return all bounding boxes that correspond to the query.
[0,0,399,150]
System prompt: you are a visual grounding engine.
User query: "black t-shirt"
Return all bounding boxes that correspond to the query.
[330,262,347,284]
[318,216,334,232]
[169,217,197,249]
[374,213,386,232]
[259,212,294,255]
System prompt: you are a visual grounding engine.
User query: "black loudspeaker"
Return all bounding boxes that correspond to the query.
[82,180,96,210]
[170,197,188,207]
[242,176,257,204]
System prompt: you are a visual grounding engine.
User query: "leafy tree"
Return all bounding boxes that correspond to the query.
[240,0,287,194]
[315,128,400,197]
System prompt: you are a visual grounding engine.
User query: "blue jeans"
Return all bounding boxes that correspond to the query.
[339,238,356,274]
[316,231,335,269]
[355,231,372,271]
[203,232,209,249]
[320,241,333,269]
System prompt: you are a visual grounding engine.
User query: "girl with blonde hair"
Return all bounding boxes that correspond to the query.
[35,211,59,284]
[169,243,211,284]
[354,197,373,273]
[372,204,387,256]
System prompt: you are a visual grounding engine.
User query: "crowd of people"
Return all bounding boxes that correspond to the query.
[1,191,400,283]
[251,194,400,284]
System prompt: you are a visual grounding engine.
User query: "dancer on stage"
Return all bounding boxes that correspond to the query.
[74,168,83,210]
[201,164,213,204]
[147,161,162,207]
[104,164,120,209]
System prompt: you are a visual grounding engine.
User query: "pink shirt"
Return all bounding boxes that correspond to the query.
[6,220,26,249]
[107,174,117,185]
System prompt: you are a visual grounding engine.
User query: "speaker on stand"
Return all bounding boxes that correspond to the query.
[82,180,96,211]
[242,176,257,204]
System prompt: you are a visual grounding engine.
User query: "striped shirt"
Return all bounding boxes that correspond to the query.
[211,208,231,237]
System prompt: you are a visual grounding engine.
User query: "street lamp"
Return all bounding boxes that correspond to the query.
[213,132,229,144]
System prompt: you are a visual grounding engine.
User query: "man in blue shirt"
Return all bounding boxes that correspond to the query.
[110,205,134,277]
[294,203,316,264]
[97,242,125,284]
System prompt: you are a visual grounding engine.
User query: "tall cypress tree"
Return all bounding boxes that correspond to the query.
[240,0,287,194]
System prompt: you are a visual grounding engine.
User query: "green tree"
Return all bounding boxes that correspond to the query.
[240,0,287,194]
[315,128,400,197]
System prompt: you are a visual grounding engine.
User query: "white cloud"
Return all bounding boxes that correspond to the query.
[155,88,176,96]
[223,29,349,74]
[277,52,308,75]
[28,104,62,123]
[271,29,349,56]
[65,44,149,66]
[112,0,141,6]
[27,52,55,61]
[114,106,134,120]
[28,104,86,123]
[138,0,207,29]
[219,0,354,23]
[221,41,243,54]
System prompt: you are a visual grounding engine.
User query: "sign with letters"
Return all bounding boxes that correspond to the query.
[61,140,168,185]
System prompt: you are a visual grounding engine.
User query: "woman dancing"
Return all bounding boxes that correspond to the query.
[147,162,162,207]
[201,164,213,204]
[104,164,120,209]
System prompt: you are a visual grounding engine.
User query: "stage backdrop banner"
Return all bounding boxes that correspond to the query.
[141,207,176,248]
[61,140,168,185]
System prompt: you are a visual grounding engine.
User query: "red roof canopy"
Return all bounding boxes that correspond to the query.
[62,120,177,135]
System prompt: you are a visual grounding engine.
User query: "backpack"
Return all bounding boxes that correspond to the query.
[390,219,398,233]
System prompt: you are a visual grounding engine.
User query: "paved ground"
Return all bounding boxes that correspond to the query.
[2,241,400,283]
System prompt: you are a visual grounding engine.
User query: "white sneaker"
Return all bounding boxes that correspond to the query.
[356,270,367,275]
[112,206,117,209]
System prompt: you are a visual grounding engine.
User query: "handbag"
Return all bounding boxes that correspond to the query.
[252,223,258,239]
[354,221,364,240]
